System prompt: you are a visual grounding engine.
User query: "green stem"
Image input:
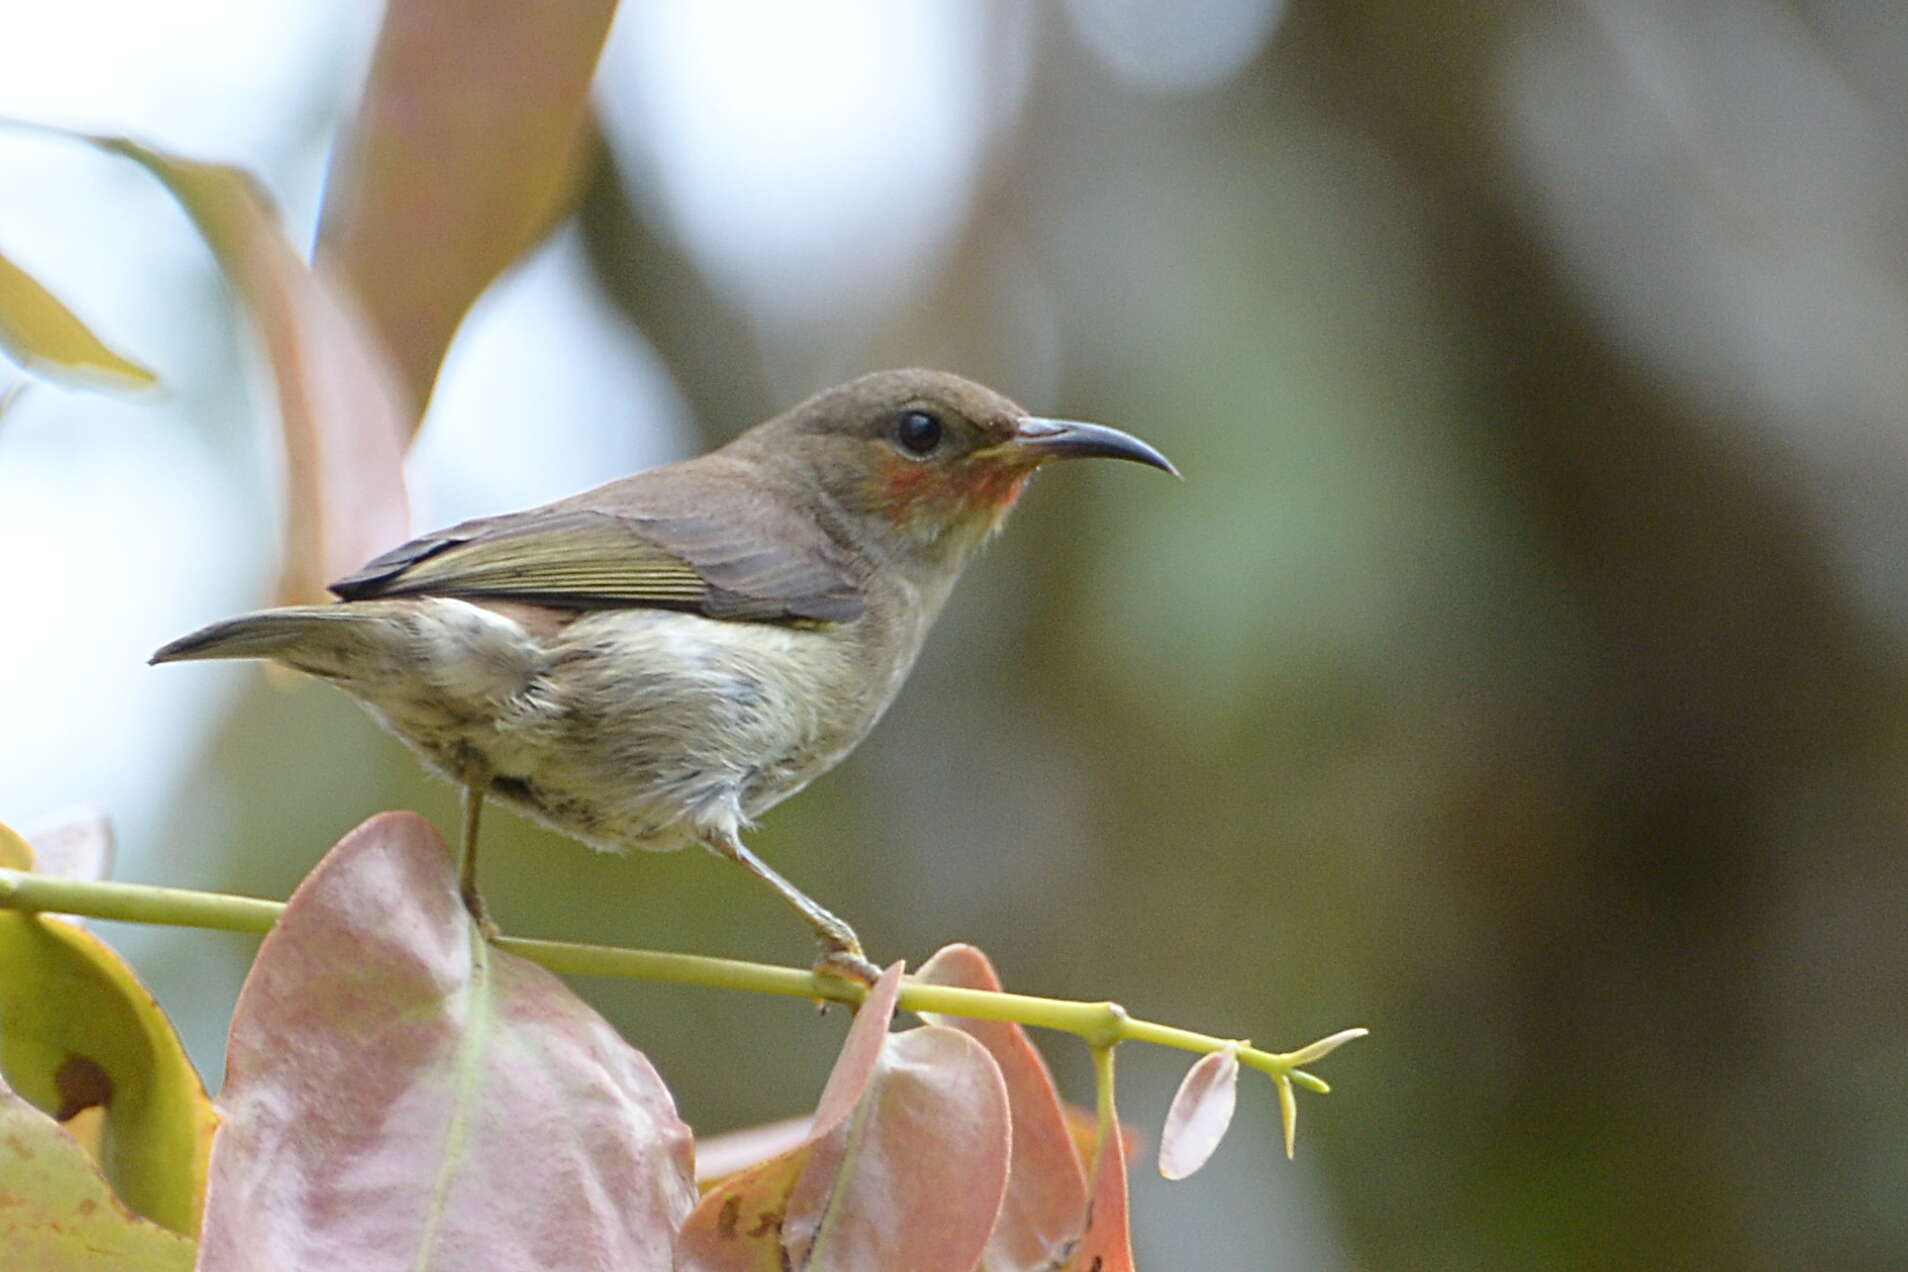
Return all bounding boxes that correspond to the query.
[1088,1043,1120,1189]
[0,867,1362,1083]
[1093,1043,1119,1137]
[0,870,282,933]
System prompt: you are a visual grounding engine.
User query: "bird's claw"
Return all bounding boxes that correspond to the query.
[812,945,883,988]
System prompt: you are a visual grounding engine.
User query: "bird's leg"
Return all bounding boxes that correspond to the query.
[458,762,498,941]
[707,828,881,984]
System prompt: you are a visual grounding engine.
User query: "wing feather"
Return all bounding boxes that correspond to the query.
[329,506,864,623]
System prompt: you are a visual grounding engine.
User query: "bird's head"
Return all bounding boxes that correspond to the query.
[731,368,1177,578]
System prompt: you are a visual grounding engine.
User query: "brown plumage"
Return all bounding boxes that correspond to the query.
[152,369,1176,979]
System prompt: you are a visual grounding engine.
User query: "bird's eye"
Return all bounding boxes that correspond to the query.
[894,409,944,456]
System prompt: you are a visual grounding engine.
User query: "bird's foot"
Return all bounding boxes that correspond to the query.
[812,942,883,988]
[708,830,879,987]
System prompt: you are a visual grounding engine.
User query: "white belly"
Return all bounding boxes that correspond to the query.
[351,599,875,852]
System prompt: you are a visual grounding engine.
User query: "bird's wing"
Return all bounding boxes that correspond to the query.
[328,508,865,623]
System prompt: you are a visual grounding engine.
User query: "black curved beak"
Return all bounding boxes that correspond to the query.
[1008,417,1180,477]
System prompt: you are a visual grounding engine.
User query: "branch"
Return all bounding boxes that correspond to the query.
[0,868,1364,1087]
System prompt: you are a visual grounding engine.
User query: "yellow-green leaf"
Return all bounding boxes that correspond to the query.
[0,1076,195,1270]
[0,821,31,870]
[0,247,158,392]
[0,823,216,1236]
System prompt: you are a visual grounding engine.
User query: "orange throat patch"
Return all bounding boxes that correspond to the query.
[880,457,1032,538]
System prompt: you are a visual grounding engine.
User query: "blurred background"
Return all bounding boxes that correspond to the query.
[4,1,1907,1267]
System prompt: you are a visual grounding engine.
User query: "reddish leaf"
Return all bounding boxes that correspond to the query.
[1067,1118,1136,1272]
[1157,1045,1240,1180]
[0,1076,195,1270]
[319,0,618,416]
[680,966,1012,1271]
[197,812,695,1272]
[101,137,411,604]
[784,1025,1010,1271]
[677,966,906,1271]
[918,943,1090,1271]
[804,964,909,1135]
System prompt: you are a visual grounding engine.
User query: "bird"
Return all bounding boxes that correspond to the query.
[151,369,1177,980]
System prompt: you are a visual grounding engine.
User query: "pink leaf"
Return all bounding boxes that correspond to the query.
[197,812,695,1272]
[784,1025,1010,1271]
[319,0,618,416]
[20,807,114,885]
[676,966,906,1271]
[917,942,1090,1270]
[679,965,1013,1271]
[20,806,114,927]
[102,138,411,605]
[1157,1045,1240,1180]
[806,964,909,1135]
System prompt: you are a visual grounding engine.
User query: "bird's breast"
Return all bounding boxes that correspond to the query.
[344,596,928,851]
[520,606,901,840]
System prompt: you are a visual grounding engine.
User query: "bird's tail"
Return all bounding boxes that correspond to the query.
[149,606,379,676]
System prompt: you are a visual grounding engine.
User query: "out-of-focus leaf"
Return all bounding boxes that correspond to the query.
[196,811,695,1272]
[694,1114,812,1189]
[679,1134,806,1271]
[1066,1114,1136,1272]
[785,1024,1011,1272]
[1158,1044,1240,1180]
[0,819,31,870]
[0,824,216,1237]
[99,136,410,604]
[0,247,158,392]
[1060,1100,1144,1172]
[21,806,114,882]
[918,943,1089,1271]
[319,0,617,416]
[21,806,115,926]
[677,965,906,1271]
[0,1076,196,1271]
